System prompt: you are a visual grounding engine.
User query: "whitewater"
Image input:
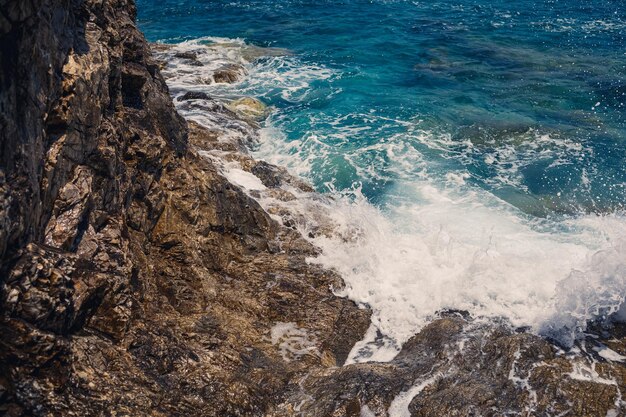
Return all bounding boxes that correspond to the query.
[147,35,626,361]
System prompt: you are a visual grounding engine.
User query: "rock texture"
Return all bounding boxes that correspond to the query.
[293,313,626,417]
[1,0,626,416]
[0,0,368,415]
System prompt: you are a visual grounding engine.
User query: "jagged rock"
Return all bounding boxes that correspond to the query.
[174,51,198,60]
[151,42,172,52]
[173,51,204,67]
[290,316,626,417]
[0,0,368,415]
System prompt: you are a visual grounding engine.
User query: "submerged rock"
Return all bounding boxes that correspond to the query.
[240,45,292,62]
[200,40,292,62]
[151,42,173,52]
[229,97,270,121]
[174,51,204,66]
[174,51,198,60]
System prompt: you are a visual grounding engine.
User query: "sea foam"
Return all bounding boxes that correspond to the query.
[157,37,626,362]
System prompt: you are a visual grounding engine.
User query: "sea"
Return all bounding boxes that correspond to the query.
[136,0,626,361]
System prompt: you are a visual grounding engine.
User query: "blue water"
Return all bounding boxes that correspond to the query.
[137,0,626,351]
[138,0,626,216]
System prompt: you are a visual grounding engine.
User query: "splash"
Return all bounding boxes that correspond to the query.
[156,36,626,362]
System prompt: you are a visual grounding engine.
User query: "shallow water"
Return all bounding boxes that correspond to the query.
[137,0,626,359]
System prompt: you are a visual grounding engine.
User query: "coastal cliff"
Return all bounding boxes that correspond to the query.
[1,0,626,416]
[0,0,368,414]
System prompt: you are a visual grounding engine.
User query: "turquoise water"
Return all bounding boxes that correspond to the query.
[138,0,625,216]
[137,1,626,352]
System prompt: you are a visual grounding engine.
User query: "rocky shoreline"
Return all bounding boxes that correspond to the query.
[1,0,626,416]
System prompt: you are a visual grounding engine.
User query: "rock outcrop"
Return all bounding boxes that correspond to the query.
[292,313,626,417]
[1,0,626,416]
[0,0,368,415]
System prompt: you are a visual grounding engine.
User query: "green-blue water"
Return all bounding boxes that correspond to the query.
[138,0,625,216]
[137,0,626,350]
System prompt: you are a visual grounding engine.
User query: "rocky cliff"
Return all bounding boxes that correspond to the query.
[0,0,368,414]
[1,0,626,416]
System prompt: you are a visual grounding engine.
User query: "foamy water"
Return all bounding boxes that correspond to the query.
[153,37,626,362]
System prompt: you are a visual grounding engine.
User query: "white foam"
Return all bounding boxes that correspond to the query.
[270,322,320,362]
[417,128,593,194]
[153,36,334,104]
[162,36,626,363]
[595,346,626,363]
[292,179,626,359]
[345,324,400,364]
[388,372,442,417]
[567,361,617,385]
[360,405,376,417]
[508,348,539,412]
[222,165,267,191]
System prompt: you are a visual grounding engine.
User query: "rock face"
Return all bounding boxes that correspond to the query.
[1,0,626,416]
[213,63,247,84]
[0,0,368,415]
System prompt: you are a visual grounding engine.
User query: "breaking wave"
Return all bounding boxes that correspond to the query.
[155,37,626,362]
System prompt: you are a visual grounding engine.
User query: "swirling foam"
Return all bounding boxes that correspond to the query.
[158,37,626,362]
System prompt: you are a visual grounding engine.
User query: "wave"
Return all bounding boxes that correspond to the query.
[157,36,626,362]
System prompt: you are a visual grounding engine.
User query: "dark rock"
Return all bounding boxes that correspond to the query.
[173,51,204,67]
[0,0,368,415]
[289,317,626,417]
[251,161,285,188]
[150,42,172,52]
[174,51,198,60]
[178,91,211,101]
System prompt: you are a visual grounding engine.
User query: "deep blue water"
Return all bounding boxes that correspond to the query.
[138,0,626,217]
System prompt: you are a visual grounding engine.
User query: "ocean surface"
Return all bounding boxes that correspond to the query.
[137,0,626,360]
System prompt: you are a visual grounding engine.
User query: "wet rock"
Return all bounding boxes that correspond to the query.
[250,161,285,187]
[285,316,626,417]
[0,0,368,415]
[199,40,292,62]
[213,63,247,83]
[240,45,292,62]
[178,91,211,101]
[173,51,204,67]
[150,42,172,52]
[174,51,198,60]
[229,96,270,121]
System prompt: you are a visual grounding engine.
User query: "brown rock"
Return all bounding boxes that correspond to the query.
[213,63,247,83]
[0,0,368,415]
